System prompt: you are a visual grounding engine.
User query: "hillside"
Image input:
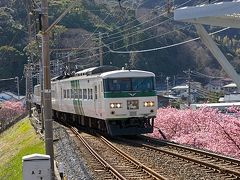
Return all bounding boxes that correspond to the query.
[0,0,240,93]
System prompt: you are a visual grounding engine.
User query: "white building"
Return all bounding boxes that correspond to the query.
[223,83,238,94]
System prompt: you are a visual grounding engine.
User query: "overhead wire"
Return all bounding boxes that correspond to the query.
[70,16,175,58]
[103,12,171,42]
[52,0,225,64]
[49,1,132,62]
[0,77,16,82]
[69,0,208,59]
[109,27,230,54]
[190,71,225,79]
[51,0,193,62]
[101,5,168,41]
[68,26,229,63]
[101,0,194,40]
[109,0,232,54]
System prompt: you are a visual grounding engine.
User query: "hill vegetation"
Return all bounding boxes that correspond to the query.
[0,0,240,93]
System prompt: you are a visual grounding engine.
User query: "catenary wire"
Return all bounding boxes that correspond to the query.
[50,0,194,62]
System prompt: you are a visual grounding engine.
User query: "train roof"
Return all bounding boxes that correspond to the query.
[50,66,155,82]
[100,69,155,78]
[75,66,119,76]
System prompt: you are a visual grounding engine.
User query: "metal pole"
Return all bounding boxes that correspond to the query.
[29,66,32,118]
[40,61,44,132]
[99,32,103,66]
[188,69,191,106]
[25,65,29,112]
[41,0,54,177]
[67,53,70,74]
[166,76,170,92]
[16,76,19,100]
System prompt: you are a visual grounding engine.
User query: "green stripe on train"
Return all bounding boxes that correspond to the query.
[104,91,156,98]
[71,80,85,115]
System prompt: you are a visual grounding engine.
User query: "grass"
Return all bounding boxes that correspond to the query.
[0,118,44,180]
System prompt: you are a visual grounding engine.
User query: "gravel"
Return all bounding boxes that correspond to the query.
[53,121,92,180]
[31,112,93,180]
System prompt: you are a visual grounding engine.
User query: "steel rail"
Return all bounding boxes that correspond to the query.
[141,136,240,165]
[71,127,127,180]
[99,135,168,180]
[122,136,240,178]
[142,143,240,178]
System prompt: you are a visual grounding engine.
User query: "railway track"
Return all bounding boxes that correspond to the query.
[70,127,168,180]
[111,136,240,179]
[32,112,240,179]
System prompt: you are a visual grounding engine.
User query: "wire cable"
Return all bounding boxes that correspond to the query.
[101,0,193,40]
[109,27,230,54]
[50,0,194,62]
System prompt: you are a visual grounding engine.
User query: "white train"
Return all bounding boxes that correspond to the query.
[33,66,157,136]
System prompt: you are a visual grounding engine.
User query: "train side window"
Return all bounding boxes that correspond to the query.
[79,89,82,99]
[71,89,74,99]
[64,90,66,98]
[67,89,70,99]
[90,89,93,99]
[87,89,90,100]
[74,89,78,99]
[83,89,87,99]
[94,86,97,99]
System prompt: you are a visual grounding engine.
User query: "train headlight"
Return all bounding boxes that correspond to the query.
[149,101,154,107]
[144,101,155,107]
[110,103,122,108]
[144,102,148,107]
[110,103,115,108]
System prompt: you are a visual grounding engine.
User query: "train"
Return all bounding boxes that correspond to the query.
[33,66,158,136]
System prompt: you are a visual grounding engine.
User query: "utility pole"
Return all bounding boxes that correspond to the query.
[67,53,71,74]
[187,69,191,106]
[41,0,54,177]
[26,0,33,118]
[37,1,81,177]
[173,75,176,87]
[166,76,170,92]
[40,60,44,132]
[24,64,33,117]
[99,32,103,66]
[15,76,20,100]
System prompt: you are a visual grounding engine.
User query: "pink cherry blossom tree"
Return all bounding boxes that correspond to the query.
[0,101,25,129]
[152,107,240,159]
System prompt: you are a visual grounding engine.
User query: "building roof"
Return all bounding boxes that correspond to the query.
[0,91,22,101]
[223,83,237,88]
[172,85,188,90]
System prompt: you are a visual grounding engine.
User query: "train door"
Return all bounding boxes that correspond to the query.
[94,82,103,117]
[94,84,97,115]
[60,83,63,112]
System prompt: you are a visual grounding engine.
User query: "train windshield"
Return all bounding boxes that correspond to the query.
[104,77,154,91]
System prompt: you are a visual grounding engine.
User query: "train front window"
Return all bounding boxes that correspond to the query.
[107,78,131,91]
[104,77,154,91]
[132,77,154,91]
